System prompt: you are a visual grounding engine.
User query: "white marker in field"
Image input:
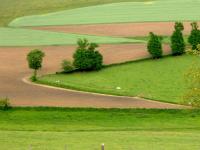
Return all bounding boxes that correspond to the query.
[116,86,121,90]
[101,143,105,150]
[55,80,60,83]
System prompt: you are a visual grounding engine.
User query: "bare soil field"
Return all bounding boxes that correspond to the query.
[0,44,184,108]
[32,22,200,37]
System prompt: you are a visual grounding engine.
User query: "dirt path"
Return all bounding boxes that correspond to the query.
[32,22,200,37]
[0,44,185,108]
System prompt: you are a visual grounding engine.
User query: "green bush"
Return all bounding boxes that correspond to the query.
[186,44,200,56]
[184,66,200,107]
[188,22,200,50]
[73,39,103,71]
[27,49,45,81]
[61,60,75,73]
[0,98,11,110]
[184,89,200,107]
[171,22,185,55]
[147,32,163,59]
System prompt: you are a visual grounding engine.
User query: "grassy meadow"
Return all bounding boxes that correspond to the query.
[38,55,199,104]
[0,108,200,150]
[10,0,200,27]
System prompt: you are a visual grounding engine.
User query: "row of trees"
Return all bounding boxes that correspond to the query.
[147,22,200,58]
[27,39,103,81]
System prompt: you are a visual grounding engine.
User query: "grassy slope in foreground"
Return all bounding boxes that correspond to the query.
[0,0,150,26]
[38,55,199,104]
[9,0,200,27]
[0,108,200,150]
[0,28,140,46]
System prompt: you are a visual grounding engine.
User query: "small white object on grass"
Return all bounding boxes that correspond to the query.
[101,143,105,150]
[55,80,60,83]
[116,86,121,90]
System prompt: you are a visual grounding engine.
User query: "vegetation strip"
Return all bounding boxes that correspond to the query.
[0,28,141,46]
[10,0,200,27]
[0,0,150,26]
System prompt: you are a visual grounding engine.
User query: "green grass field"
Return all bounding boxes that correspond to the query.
[38,55,199,104]
[0,108,200,150]
[0,28,141,46]
[10,0,200,27]
[0,0,150,27]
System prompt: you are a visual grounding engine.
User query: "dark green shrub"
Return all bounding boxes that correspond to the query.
[188,22,200,50]
[171,22,185,55]
[147,32,163,59]
[27,49,45,81]
[73,39,103,71]
[0,98,11,110]
[61,60,75,73]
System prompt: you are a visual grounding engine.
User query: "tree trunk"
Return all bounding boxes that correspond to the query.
[33,69,37,78]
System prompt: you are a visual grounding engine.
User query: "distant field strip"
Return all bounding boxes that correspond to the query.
[10,0,200,27]
[0,28,141,46]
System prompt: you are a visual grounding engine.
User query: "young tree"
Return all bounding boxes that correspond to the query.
[27,49,45,81]
[73,39,103,71]
[147,32,163,59]
[171,22,185,55]
[188,22,200,50]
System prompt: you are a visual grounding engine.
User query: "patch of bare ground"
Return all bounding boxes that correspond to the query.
[32,22,200,37]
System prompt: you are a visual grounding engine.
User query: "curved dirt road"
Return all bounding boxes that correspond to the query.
[0,44,185,108]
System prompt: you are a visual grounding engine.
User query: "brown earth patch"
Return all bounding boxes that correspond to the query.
[32,22,200,37]
[0,44,185,108]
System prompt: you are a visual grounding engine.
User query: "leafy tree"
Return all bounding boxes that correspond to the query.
[171,22,185,55]
[175,22,184,31]
[27,49,45,81]
[147,32,163,59]
[73,39,103,71]
[188,22,200,49]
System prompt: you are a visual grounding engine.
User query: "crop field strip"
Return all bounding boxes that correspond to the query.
[9,0,200,27]
[0,0,151,26]
[0,28,142,46]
